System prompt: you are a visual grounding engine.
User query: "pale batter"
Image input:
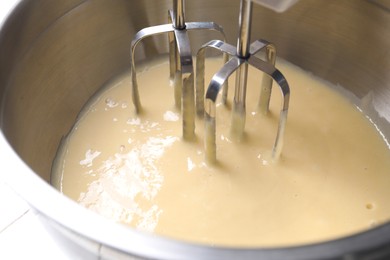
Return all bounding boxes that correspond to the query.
[51,56,390,247]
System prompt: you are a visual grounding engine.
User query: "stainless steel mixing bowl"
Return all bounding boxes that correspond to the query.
[1,0,390,259]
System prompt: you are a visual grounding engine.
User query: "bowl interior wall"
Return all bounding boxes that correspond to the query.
[0,0,389,182]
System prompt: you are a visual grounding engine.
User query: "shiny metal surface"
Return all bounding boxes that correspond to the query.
[130,0,226,140]
[173,0,185,29]
[199,39,289,162]
[198,0,290,162]
[232,0,252,140]
[1,0,390,259]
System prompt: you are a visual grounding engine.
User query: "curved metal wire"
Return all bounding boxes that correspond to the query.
[130,0,226,140]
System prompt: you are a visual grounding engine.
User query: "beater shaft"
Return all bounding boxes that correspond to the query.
[231,0,252,140]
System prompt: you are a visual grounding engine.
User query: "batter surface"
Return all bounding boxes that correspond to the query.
[52,56,390,247]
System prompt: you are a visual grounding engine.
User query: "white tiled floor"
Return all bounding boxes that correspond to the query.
[0,181,29,233]
[0,180,71,259]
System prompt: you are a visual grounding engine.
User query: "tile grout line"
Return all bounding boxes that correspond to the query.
[0,208,30,234]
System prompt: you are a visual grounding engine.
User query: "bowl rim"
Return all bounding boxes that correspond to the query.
[2,1,390,259]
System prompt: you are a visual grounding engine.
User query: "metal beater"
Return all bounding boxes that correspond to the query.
[130,0,227,141]
[196,0,290,163]
[130,0,292,164]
